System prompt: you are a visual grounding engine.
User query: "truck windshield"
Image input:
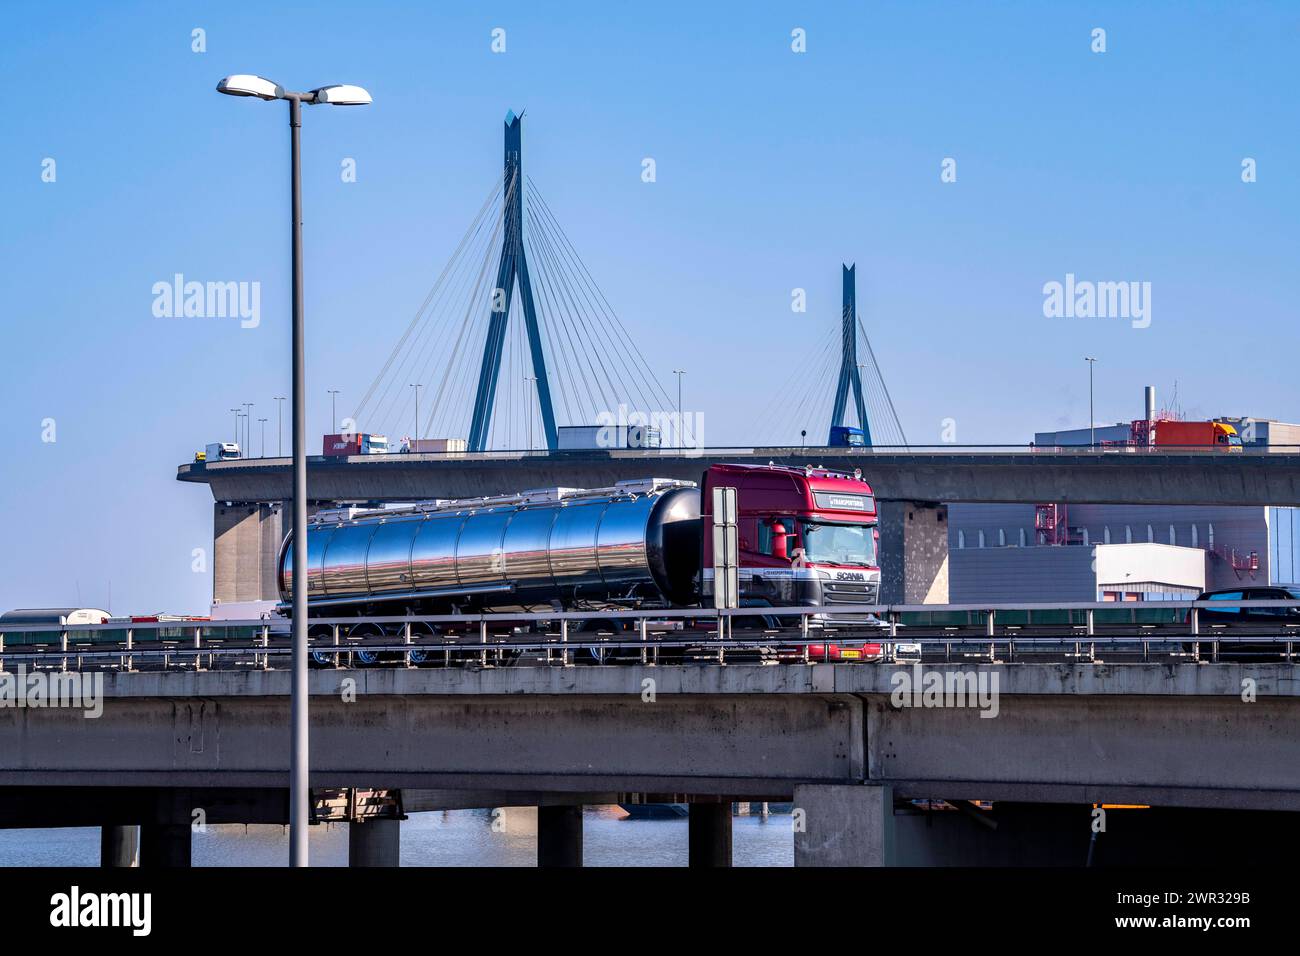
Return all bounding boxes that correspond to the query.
[800,521,876,567]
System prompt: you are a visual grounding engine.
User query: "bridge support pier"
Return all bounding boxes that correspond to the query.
[100,825,138,867]
[878,501,948,604]
[212,501,283,605]
[139,823,191,868]
[688,802,733,867]
[537,805,583,867]
[794,784,895,866]
[348,818,401,867]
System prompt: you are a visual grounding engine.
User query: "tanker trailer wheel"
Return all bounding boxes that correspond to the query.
[347,622,386,667]
[406,622,440,666]
[308,624,340,668]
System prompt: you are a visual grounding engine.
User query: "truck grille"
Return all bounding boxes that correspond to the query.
[822,581,878,605]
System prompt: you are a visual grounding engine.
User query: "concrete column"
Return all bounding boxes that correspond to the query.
[794,784,895,866]
[879,501,949,604]
[348,818,401,867]
[139,823,191,868]
[212,501,284,605]
[537,805,583,867]
[100,825,138,867]
[688,802,732,867]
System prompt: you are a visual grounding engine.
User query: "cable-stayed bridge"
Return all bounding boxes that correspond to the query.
[348,111,902,452]
[351,111,677,452]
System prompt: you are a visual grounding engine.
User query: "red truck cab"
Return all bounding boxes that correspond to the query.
[700,463,881,623]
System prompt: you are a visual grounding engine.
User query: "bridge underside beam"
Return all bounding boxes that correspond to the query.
[0,786,290,829]
[0,692,865,798]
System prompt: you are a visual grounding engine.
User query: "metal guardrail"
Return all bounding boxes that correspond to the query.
[1,600,1297,670]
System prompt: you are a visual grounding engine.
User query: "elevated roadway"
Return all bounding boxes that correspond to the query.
[178,446,1300,506]
[5,660,1297,866]
[4,663,1296,811]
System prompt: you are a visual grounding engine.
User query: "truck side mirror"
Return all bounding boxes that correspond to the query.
[770,521,788,560]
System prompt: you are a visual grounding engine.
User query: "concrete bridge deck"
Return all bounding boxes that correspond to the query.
[4,663,1296,812]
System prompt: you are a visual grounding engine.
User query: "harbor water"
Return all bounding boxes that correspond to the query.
[0,805,794,867]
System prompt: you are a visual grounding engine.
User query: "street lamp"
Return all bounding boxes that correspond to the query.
[218,73,371,869]
[409,383,422,448]
[259,418,268,458]
[230,408,241,450]
[243,403,254,453]
[274,396,286,457]
[673,369,686,449]
[523,377,536,451]
[1085,357,1098,448]
[327,389,340,434]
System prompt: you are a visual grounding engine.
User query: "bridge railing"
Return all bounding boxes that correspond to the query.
[1,600,1297,670]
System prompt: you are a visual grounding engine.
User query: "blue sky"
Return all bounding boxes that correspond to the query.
[2,1,1298,613]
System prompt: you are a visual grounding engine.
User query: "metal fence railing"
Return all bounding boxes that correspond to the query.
[1,600,1297,671]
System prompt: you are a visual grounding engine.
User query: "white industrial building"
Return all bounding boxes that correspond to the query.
[948,393,1300,603]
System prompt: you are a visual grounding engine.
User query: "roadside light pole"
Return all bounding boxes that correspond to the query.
[274,396,286,457]
[673,369,685,448]
[328,389,340,434]
[218,74,372,868]
[230,408,241,450]
[524,377,536,450]
[1085,357,1097,448]
[259,418,268,458]
[409,383,422,448]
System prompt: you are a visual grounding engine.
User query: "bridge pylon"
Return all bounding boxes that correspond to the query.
[828,263,871,445]
[467,111,559,452]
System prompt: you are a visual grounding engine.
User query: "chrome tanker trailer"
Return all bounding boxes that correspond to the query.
[277,477,703,617]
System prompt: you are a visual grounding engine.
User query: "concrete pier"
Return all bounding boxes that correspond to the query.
[100,824,139,867]
[688,802,732,867]
[348,818,401,867]
[139,823,191,868]
[537,805,583,867]
[794,784,895,866]
[212,500,282,604]
[878,501,949,604]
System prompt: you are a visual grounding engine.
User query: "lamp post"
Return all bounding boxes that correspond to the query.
[230,408,241,450]
[327,389,341,434]
[673,369,685,449]
[523,377,536,450]
[274,396,286,457]
[218,73,371,868]
[1085,357,1097,448]
[259,418,268,458]
[409,383,422,449]
[243,403,254,453]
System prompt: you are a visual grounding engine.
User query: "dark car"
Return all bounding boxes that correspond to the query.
[1191,586,1300,624]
